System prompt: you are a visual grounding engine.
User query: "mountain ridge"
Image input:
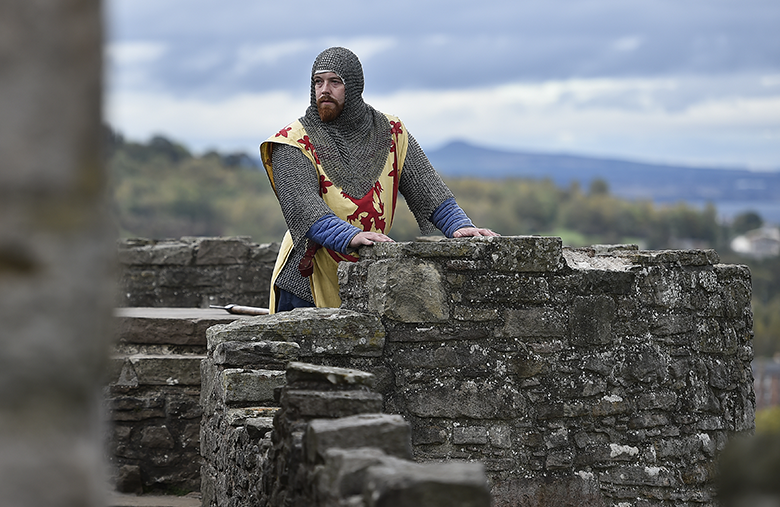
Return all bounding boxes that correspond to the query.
[425,140,780,205]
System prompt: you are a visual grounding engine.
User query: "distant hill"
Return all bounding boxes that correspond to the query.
[426,140,780,206]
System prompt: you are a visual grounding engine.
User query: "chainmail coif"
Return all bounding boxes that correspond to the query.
[299,47,392,198]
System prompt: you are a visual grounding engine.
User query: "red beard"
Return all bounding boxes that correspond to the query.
[317,96,343,122]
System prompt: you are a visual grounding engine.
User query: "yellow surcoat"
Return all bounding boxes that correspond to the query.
[260,115,408,312]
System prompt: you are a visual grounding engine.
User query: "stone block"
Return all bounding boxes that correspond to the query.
[118,241,195,266]
[359,239,484,260]
[286,362,377,390]
[453,306,499,322]
[306,414,412,463]
[249,242,281,263]
[213,340,300,367]
[366,259,449,323]
[206,308,385,357]
[598,464,676,487]
[109,395,166,421]
[282,389,384,419]
[486,236,564,273]
[453,426,488,445]
[225,407,279,426]
[316,448,390,500]
[245,417,275,439]
[114,464,143,494]
[220,368,286,404]
[128,355,205,386]
[364,459,491,507]
[391,345,460,370]
[140,425,175,450]
[620,343,668,383]
[489,425,512,449]
[404,381,525,419]
[195,237,251,265]
[627,249,719,267]
[499,307,566,338]
[459,273,550,304]
[570,295,616,346]
[115,307,239,346]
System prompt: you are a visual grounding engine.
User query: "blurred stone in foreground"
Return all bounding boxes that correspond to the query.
[0,1,112,506]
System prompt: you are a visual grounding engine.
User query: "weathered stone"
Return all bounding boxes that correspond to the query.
[460,273,551,304]
[225,407,279,426]
[220,368,287,404]
[364,459,491,507]
[627,249,719,267]
[499,307,566,338]
[316,447,390,501]
[116,307,239,346]
[286,361,376,390]
[118,241,194,266]
[283,389,384,419]
[140,425,175,450]
[128,355,205,386]
[359,239,483,260]
[487,236,564,273]
[213,340,300,367]
[453,426,488,445]
[366,259,449,323]
[404,381,525,419]
[192,237,250,265]
[491,476,607,507]
[112,233,755,507]
[306,414,412,462]
[570,295,616,346]
[206,308,385,357]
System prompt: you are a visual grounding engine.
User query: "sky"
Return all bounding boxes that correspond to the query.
[105,0,780,170]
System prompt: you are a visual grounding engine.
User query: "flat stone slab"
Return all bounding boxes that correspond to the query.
[115,307,241,346]
[108,492,200,507]
[307,413,412,463]
[287,361,376,389]
[206,308,385,356]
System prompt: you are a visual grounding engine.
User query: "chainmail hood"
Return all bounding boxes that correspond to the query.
[299,47,391,198]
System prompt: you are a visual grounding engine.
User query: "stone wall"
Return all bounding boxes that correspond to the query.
[201,236,755,507]
[200,351,492,507]
[117,237,279,308]
[106,308,240,493]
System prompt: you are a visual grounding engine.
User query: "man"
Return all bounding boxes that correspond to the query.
[260,47,497,313]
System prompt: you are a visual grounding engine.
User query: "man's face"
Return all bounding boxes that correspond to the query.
[314,72,345,122]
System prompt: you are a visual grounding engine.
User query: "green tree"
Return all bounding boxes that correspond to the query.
[731,211,764,235]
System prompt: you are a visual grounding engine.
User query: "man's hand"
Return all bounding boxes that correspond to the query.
[349,231,395,248]
[452,227,500,238]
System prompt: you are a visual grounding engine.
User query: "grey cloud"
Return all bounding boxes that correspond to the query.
[107,0,780,98]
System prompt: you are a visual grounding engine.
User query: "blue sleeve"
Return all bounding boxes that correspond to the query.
[306,213,362,254]
[430,197,475,238]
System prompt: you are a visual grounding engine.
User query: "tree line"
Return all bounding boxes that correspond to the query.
[106,131,780,358]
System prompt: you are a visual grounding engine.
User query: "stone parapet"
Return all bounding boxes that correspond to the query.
[117,237,279,308]
[112,236,753,506]
[201,360,491,507]
[334,236,754,506]
[106,308,241,494]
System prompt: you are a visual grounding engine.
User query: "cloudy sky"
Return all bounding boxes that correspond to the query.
[105,0,780,170]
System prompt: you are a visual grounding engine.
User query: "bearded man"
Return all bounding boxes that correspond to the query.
[260,47,497,313]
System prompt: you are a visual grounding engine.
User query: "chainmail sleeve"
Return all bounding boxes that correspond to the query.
[399,133,456,235]
[271,143,334,244]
